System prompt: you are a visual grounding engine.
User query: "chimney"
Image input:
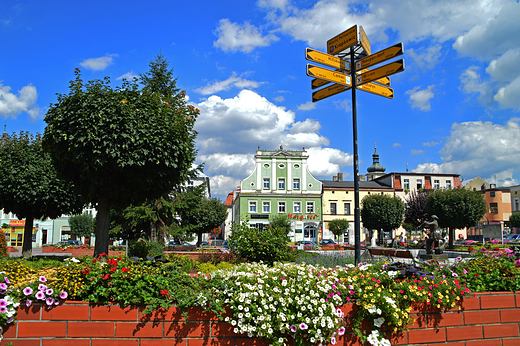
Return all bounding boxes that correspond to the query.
[337,173,343,181]
[333,175,338,182]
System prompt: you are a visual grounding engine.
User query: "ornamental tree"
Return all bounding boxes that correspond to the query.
[43,56,198,257]
[68,212,94,239]
[403,190,430,230]
[510,213,520,229]
[0,132,84,257]
[361,194,405,245]
[426,188,487,249]
[328,219,350,242]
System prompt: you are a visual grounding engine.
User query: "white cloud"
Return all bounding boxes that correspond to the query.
[423,141,440,147]
[392,143,401,147]
[414,118,520,185]
[411,149,426,155]
[298,101,316,111]
[459,66,493,107]
[79,55,116,71]
[193,89,352,197]
[332,99,351,112]
[407,44,443,70]
[495,76,520,109]
[196,72,264,95]
[208,175,242,200]
[0,83,39,120]
[274,96,285,102]
[213,18,279,53]
[406,85,435,111]
[486,48,520,83]
[117,71,139,81]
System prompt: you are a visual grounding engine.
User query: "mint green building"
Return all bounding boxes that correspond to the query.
[234,146,322,242]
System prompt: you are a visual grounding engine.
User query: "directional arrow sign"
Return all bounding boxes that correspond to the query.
[306,48,350,71]
[356,59,405,86]
[359,26,371,56]
[357,83,394,99]
[358,69,390,87]
[312,83,351,102]
[327,25,358,55]
[311,78,330,90]
[355,43,404,70]
[307,64,352,87]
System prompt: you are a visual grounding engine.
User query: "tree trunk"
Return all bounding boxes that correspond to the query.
[448,226,454,249]
[150,221,157,242]
[22,216,34,258]
[197,232,203,247]
[94,195,111,257]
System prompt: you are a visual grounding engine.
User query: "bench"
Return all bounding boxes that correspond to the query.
[367,247,418,264]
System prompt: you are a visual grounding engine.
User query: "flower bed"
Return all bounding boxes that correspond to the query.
[2,292,519,345]
[40,247,126,257]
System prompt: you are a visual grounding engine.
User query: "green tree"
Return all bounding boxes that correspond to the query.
[510,213,520,229]
[69,212,94,238]
[0,132,84,257]
[403,190,430,229]
[177,197,227,247]
[361,194,405,245]
[328,219,350,242]
[229,217,292,265]
[268,214,292,234]
[427,188,487,249]
[43,57,198,257]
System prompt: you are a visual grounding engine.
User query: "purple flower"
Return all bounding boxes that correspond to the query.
[0,283,7,290]
[452,272,459,277]
[46,297,54,306]
[26,299,32,307]
[331,336,337,345]
[46,288,54,296]
[39,276,47,283]
[299,323,308,330]
[23,287,33,296]
[290,325,297,333]
[0,306,6,313]
[337,327,346,335]
[4,277,10,284]
[0,299,7,307]
[54,298,60,305]
[6,317,13,324]
[59,291,68,299]
[35,291,45,300]
[38,284,47,292]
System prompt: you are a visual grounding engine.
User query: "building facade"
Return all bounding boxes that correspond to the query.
[234,146,322,242]
[468,186,512,238]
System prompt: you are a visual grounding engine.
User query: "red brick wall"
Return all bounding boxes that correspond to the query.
[3,292,519,346]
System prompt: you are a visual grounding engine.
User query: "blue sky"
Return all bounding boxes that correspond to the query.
[2,0,520,201]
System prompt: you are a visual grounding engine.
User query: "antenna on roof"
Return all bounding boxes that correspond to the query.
[406,163,408,173]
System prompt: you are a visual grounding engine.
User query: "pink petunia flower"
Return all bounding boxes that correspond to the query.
[23,287,33,296]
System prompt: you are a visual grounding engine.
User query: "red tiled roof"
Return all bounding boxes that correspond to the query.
[394,176,402,189]
[224,192,234,206]
[453,176,462,188]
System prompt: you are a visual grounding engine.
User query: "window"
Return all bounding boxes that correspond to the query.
[514,199,519,211]
[249,201,257,213]
[490,202,498,213]
[263,201,270,213]
[263,178,270,189]
[403,179,410,190]
[278,201,286,213]
[344,202,351,215]
[330,202,337,215]
[306,202,314,213]
[293,201,301,213]
[446,180,451,189]
[490,191,496,197]
[434,180,440,190]
[278,163,285,169]
[278,178,285,189]
[417,179,423,190]
[293,178,300,189]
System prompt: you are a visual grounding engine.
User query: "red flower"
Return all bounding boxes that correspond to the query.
[103,274,111,280]
[121,267,129,272]
[160,290,169,299]
[110,267,117,272]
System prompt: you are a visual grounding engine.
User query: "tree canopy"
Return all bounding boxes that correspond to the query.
[69,212,94,238]
[0,132,84,257]
[361,194,405,244]
[43,55,198,256]
[403,190,429,229]
[327,219,350,242]
[509,213,520,229]
[426,188,487,249]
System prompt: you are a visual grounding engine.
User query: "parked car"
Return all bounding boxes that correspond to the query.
[196,241,210,247]
[57,240,81,246]
[505,234,520,242]
[295,241,316,248]
[221,240,229,249]
[319,239,336,246]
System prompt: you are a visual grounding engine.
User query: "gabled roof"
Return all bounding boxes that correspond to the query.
[224,192,234,206]
[321,180,392,189]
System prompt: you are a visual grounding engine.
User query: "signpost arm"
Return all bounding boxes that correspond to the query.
[351,49,361,265]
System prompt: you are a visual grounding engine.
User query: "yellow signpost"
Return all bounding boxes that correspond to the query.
[355,59,405,86]
[326,25,358,55]
[356,83,394,99]
[359,26,371,56]
[304,24,405,265]
[306,64,352,87]
[312,84,350,102]
[306,48,350,71]
[355,43,404,70]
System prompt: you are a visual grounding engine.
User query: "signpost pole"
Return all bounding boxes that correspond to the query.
[351,49,361,264]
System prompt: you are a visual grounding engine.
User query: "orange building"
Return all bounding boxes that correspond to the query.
[468,186,512,237]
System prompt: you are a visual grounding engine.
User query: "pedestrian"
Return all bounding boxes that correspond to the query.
[400,232,407,246]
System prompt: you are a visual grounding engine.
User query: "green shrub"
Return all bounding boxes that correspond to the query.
[166,254,196,273]
[196,262,217,273]
[228,218,293,265]
[128,239,165,258]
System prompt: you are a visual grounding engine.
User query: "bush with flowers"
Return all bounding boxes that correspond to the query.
[195,261,468,346]
[0,230,8,259]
